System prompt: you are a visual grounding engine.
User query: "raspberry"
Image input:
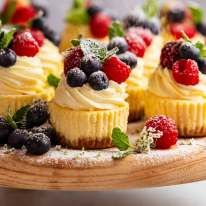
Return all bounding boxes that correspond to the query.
[170,22,197,39]
[160,41,182,69]
[30,29,45,47]
[12,31,39,57]
[125,33,146,57]
[172,59,199,85]
[145,115,178,149]
[127,27,153,46]
[11,5,37,25]
[103,56,131,84]
[90,13,112,38]
[64,47,84,75]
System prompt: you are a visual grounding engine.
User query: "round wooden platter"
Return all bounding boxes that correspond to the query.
[0,122,206,191]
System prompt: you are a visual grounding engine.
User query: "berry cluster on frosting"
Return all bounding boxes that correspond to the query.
[160,35,206,86]
[123,0,160,35]
[0,0,59,45]
[161,1,206,39]
[66,0,112,39]
[63,39,132,90]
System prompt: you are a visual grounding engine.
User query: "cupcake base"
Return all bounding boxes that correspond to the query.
[49,102,129,149]
[127,87,145,122]
[145,91,206,137]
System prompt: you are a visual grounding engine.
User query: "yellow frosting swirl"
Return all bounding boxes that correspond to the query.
[126,59,148,89]
[148,67,206,100]
[54,75,128,110]
[0,56,49,95]
[37,39,63,77]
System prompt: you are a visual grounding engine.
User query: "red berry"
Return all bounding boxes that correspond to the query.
[30,29,45,47]
[90,13,112,38]
[145,115,178,149]
[172,59,199,85]
[127,27,153,46]
[103,56,131,84]
[126,33,146,57]
[160,41,182,69]
[12,31,39,57]
[170,22,197,39]
[64,47,84,75]
[11,5,37,25]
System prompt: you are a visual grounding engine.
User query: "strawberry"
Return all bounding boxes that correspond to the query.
[11,5,37,25]
[30,29,45,47]
[90,13,112,38]
[172,59,199,85]
[103,56,131,84]
[64,47,84,75]
[12,31,39,57]
[145,115,178,149]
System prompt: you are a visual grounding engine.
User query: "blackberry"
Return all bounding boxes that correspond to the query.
[8,129,29,149]
[80,55,102,76]
[107,37,128,54]
[179,43,200,61]
[25,133,51,155]
[87,5,102,17]
[30,124,58,145]
[197,58,206,74]
[118,51,138,69]
[88,71,109,90]
[67,68,87,87]
[196,22,206,36]
[0,48,17,67]
[0,117,13,145]
[26,100,49,128]
[167,8,186,23]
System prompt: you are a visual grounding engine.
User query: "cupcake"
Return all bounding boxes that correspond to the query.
[49,39,130,149]
[145,38,206,137]
[0,27,54,115]
[160,1,205,44]
[59,0,111,51]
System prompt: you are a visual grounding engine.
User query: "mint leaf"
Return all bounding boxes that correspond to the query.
[142,0,159,18]
[47,74,60,88]
[5,111,17,130]
[189,3,204,24]
[0,27,15,49]
[195,41,206,58]
[12,105,30,123]
[71,39,81,47]
[109,21,125,40]
[112,128,132,151]
[66,8,89,25]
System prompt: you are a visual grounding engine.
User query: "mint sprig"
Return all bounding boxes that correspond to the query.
[109,21,125,40]
[189,3,204,24]
[0,27,16,49]
[47,74,60,88]
[142,0,159,18]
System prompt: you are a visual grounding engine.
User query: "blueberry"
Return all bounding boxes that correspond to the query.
[167,8,186,23]
[25,133,51,155]
[43,26,60,46]
[118,51,138,69]
[179,43,200,61]
[0,48,16,67]
[80,55,102,76]
[107,37,128,54]
[32,18,46,31]
[197,58,206,74]
[147,19,160,35]
[196,22,206,36]
[123,14,144,29]
[0,117,13,145]
[67,68,87,87]
[8,129,29,149]
[30,124,58,145]
[26,100,49,128]
[88,71,109,91]
[87,5,102,17]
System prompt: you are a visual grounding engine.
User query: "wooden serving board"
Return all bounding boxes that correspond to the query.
[0,122,206,191]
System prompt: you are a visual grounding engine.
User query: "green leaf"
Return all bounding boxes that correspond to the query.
[112,149,135,160]
[5,113,17,130]
[47,74,60,88]
[73,0,85,8]
[112,128,131,151]
[142,0,159,18]
[103,47,119,61]
[109,21,125,40]
[12,105,30,123]
[0,27,16,49]
[66,8,89,25]
[189,3,204,24]
[71,39,81,47]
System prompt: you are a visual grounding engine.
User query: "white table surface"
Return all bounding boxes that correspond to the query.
[0,181,206,206]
